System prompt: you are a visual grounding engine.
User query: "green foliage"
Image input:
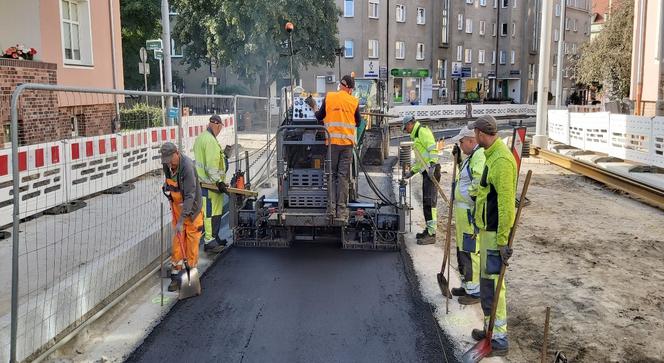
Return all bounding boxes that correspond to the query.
[120,103,164,129]
[171,0,340,95]
[215,84,251,95]
[120,0,162,90]
[572,0,634,101]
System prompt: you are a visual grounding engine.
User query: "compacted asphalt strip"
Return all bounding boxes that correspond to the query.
[126,243,458,363]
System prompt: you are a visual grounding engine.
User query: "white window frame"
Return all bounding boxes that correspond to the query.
[502,0,508,8]
[564,42,569,54]
[171,38,183,57]
[480,0,487,6]
[492,23,497,36]
[368,39,379,59]
[565,17,570,31]
[437,59,448,81]
[60,0,93,66]
[369,0,379,19]
[555,3,561,16]
[396,4,406,22]
[395,41,405,59]
[479,20,486,35]
[456,45,463,62]
[344,40,354,58]
[464,48,472,64]
[416,7,426,25]
[441,4,449,44]
[500,23,508,36]
[416,43,425,60]
[511,22,516,37]
[466,0,474,4]
[554,29,559,42]
[458,14,464,30]
[499,50,506,64]
[571,42,577,54]
[478,49,486,64]
[494,0,498,8]
[513,0,517,8]
[528,63,536,80]
[573,18,577,32]
[492,50,496,64]
[466,18,473,34]
[344,0,354,17]
[510,50,515,64]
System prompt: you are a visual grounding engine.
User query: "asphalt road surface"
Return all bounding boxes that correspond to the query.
[126,244,457,363]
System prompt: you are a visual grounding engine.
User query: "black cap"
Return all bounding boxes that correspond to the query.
[340,75,355,89]
[160,142,178,164]
[470,115,498,135]
[210,114,222,124]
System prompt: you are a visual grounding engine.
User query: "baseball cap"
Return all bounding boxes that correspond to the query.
[469,115,498,135]
[401,115,415,131]
[210,114,223,124]
[340,75,355,89]
[450,126,476,143]
[160,142,178,164]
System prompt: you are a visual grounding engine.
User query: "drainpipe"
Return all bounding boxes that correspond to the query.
[555,1,566,108]
[634,0,647,115]
[108,0,120,116]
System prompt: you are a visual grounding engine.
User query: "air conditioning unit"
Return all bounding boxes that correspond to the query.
[325,75,336,84]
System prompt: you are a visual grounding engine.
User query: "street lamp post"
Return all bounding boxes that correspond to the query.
[334,47,344,81]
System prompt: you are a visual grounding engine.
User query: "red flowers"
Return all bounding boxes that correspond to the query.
[2,45,38,60]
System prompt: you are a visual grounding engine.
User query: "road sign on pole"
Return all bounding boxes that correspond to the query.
[154,49,163,60]
[139,47,148,63]
[146,39,163,51]
[139,47,149,103]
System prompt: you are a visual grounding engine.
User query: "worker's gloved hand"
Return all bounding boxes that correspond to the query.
[452,144,462,165]
[304,95,317,110]
[216,181,229,193]
[499,245,513,266]
[403,170,413,179]
[175,219,184,234]
[161,183,173,201]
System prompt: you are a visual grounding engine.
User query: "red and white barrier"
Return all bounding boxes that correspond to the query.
[66,135,122,200]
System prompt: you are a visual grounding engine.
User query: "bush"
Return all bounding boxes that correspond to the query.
[120,103,164,130]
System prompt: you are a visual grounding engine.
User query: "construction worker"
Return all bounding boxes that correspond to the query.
[449,126,485,305]
[402,115,440,245]
[160,142,203,292]
[193,115,228,253]
[306,75,361,223]
[469,115,517,356]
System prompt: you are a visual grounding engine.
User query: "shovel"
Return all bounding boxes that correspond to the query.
[176,231,202,300]
[461,169,532,363]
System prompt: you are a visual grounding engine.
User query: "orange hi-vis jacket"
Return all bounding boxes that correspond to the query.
[323,91,360,146]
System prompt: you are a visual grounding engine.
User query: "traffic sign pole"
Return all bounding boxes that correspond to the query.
[159,58,165,125]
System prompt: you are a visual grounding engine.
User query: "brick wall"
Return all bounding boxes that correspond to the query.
[59,103,115,137]
[0,58,67,145]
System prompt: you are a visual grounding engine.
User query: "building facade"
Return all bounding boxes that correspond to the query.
[590,0,611,40]
[630,0,664,116]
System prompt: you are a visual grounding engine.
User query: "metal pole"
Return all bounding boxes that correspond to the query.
[143,62,149,103]
[555,1,566,107]
[245,150,250,187]
[494,3,501,98]
[161,0,174,124]
[177,94,183,152]
[160,202,164,307]
[159,58,166,126]
[265,68,272,187]
[234,96,239,174]
[533,0,554,148]
[108,0,120,117]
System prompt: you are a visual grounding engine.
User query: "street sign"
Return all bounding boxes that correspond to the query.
[451,62,462,77]
[138,62,150,75]
[210,58,217,75]
[139,47,148,63]
[379,66,388,80]
[146,39,163,51]
[461,66,472,78]
[154,49,163,60]
[168,107,179,118]
[363,60,379,78]
[207,76,218,86]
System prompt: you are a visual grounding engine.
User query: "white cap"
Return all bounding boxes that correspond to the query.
[449,126,476,144]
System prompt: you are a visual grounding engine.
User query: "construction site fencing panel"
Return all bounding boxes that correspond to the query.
[2,85,244,363]
[232,95,274,187]
[547,109,664,168]
[389,103,536,120]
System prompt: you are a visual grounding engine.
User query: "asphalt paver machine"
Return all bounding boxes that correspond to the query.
[229,87,405,250]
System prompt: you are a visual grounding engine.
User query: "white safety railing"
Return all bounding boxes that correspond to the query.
[389,104,536,120]
[547,110,664,168]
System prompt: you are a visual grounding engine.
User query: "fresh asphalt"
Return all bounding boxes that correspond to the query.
[126,244,458,363]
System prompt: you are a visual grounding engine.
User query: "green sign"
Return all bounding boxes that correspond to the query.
[154,49,163,60]
[146,39,163,51]
[390,68,430,78]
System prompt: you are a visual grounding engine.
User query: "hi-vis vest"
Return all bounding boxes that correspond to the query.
[323,91,359,146]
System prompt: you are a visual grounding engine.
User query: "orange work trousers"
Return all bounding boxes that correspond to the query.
[166,178,203,271]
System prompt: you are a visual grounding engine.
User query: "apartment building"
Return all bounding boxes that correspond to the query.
[590,0,611,40]
[630,0,664,116]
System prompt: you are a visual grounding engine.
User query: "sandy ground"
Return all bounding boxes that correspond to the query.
[408,150,664,362]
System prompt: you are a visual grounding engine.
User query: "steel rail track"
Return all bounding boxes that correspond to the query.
[534,148,664,210]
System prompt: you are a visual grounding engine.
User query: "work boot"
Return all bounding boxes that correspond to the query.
[417,233,436,245]
[168,274,180,292]
[488,340,509,357]
[458,294,481,305]
[451,287,467,297]
[415,229,429,239]
[471,329,486,341]
[204,239,225,253]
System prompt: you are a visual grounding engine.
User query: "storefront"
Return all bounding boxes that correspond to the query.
[391,68,432,105]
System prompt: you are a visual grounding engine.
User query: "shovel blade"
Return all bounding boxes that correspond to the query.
[460,338,492,363]
[436,272,452,298]
[179,267,201,300]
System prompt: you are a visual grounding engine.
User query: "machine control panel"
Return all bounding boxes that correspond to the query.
[292,96,323,121]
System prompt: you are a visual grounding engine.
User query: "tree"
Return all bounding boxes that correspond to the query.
[121,0,162,90]
[170,0,340,96]
[571,0,633,101]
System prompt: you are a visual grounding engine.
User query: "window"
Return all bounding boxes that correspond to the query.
[478,49,486,64]
[480,0,487,6]
[565,17,570,30]
[479,20,486,35]
[369,0,379,19]
[395,41,405,59]
[494,0,498,8]
[510,50,515,64]
[344,40,354,58]
[456,45,463,61]
[555,3,561,16]
[571,43,577,54]
[513,0,517,7]
[416,43,425,60]
[368,39,379,58]
[564,42,569,54]
[554,29,559,42]
[344,0,354,17]
[492,50,496,64]
[501,23,508,36]
[466,19,473,33]
[417,7,425,24]
[528,64,536,80]
[393,78,404,103]
[499,50,506,64]
[458,14,464,30]
[466,0,474,4]
[512,22,516,37]
[396,4,406,22]
[171,38,183,57]
[61,0,92,65]
[502,0,508,8]
[437,59,447,81]
[441,1,449,44]
[464,48,472,64]
[492,23,497,36]
[573,19,577,32]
